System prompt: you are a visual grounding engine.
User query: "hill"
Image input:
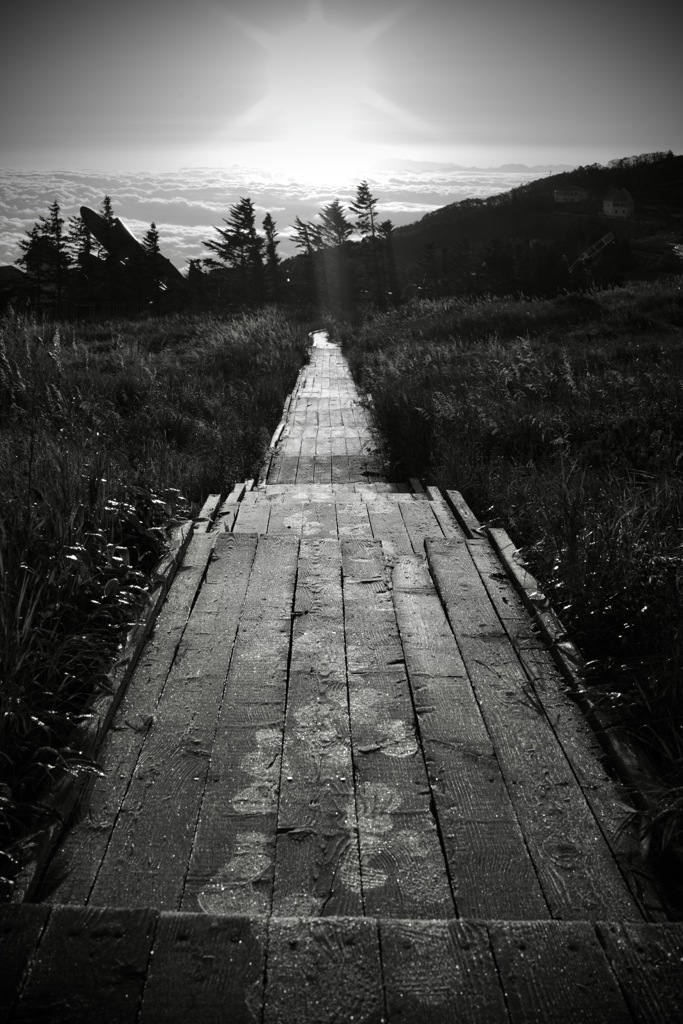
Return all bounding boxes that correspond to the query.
[390,151,683,293]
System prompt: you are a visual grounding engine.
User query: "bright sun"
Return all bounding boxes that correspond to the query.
[224,1,423,182]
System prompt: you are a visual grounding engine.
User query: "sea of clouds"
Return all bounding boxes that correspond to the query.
[0,165,563,272]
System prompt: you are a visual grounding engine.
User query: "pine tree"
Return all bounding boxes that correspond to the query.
[351,181,383,307]
[203,197,264,306]
[318,200,353,248]
[16,201,70,307]
[65,212,94,304]
[262,213,280,302]
[142,222,162,295]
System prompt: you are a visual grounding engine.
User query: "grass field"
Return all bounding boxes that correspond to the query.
[0,307,310,894]
[343,278,683,857]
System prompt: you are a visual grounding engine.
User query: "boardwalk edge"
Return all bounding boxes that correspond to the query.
[9,520,195,904]
[486,521,674,856]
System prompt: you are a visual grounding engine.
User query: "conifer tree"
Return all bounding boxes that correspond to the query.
[204,197,264,306]
[351,181,383,307]
[262,213,280,302]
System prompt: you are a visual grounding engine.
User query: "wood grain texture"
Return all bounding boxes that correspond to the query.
[273,539,363,916]
[342,539,455,919]
[264,917,385,1024]
[427,537,642,922]
[138,912,266,1024]
[397,497,445,553]
[488,920,633,1023]
[12,906,157,1024]
[381,919,509,1023]
[597,921,683,1023]
[181,535,299,916]
[393,554,548,919]
[42,532,218,905]
[467,536,666,920]
[89,533,258,909]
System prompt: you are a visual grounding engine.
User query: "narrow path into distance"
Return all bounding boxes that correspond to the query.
[3,331,682,1023]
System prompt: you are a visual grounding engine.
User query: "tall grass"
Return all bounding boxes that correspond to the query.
[0,307,309,895]
[344,278,683,854]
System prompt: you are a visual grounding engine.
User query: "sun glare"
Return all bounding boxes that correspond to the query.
[222,1,422,184]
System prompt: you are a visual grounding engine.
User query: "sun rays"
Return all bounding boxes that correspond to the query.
[215,0,434,181]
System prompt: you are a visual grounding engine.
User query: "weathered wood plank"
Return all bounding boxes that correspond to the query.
[366,501,413,557]
[597,921,683,1023]
[0,905,50,1018]
[233,498,271,534]
[425,487,467,540]
[342,539,455,918]
[393,555,548,919]
[380,919,510,1023]
[488,920,633,1023]
[336,500,373,539]
[12,906,157,1023]
[42,532,218,905]
[138,913,266,1024]
[264,917,385,1024]
[444,489,483,538]
[181,535,299,915]
[467,536,666,920]
[398,497,445,553]
[266,499,305,536]
[427,537,642,921]
[195,492,222,531]
[273,539,363,916]
[301,500,338,538]
[88,533,258,909]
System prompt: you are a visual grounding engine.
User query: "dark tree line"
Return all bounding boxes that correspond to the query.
[12,196,176,316]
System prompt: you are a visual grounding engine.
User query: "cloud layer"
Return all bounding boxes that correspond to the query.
[1,164,560,271]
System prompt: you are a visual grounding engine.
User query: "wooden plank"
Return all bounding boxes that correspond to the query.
[393,555,548,919]
[12,906,157,1024]
[488,920,633,1023]
[467,536,666,920]
[425,487,467,540]
[366,501,413,557]
[264,917,385,1024]
[195,492,222,529]
[266,499,305,536]
[342,539,455,918]
[224,481,247,505]
[336,500,373,539]
[138,913,266,1024]
[181,535,299,915]
[426,537,642,921]
[214,502,238,532]
[295,453,316,483]
[398,497,445,553]
[444,489,483,538]
[273,539,363,916]
[301,501,338,538]
[42,532,218,905]
[233,498,271,534]
[0,905,50,1018]
[597,921,683,1023]
[88,533,258,909]
[409,477,428,496]
[380,919,509,1023]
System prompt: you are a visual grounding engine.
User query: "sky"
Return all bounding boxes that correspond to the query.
[2,0,680,268]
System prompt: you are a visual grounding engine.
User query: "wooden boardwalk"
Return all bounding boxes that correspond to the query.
[3,332,682,1021]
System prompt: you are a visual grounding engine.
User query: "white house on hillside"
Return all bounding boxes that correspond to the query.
[604,188,634,217]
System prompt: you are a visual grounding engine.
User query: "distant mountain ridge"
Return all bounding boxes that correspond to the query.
[373,159,576,174]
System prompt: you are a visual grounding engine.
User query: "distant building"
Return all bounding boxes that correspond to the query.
[604,187,634,217]
[554,187,589,203]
